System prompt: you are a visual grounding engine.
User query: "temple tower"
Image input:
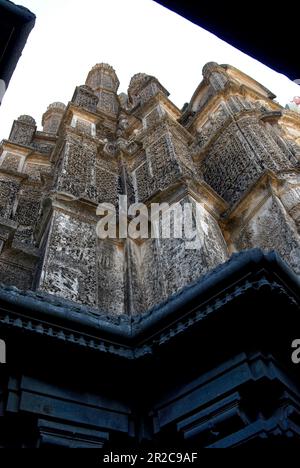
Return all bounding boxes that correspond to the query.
[0,61,299,314]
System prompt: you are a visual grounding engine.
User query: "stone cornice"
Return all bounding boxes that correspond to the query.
[1,139,33,155]
[26,154,52,167]
[34,131,58,142]
[37,193,100,227]
[64,103,104,125]
[0,141,54,163]
[142,177,228,220]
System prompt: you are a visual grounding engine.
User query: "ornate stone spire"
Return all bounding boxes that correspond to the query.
[85,63,120,93]
[42,102,66,134]
[85,63,120,117]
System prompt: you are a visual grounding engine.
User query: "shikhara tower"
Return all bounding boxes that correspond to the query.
[0,62,299,314]
[0,63,300,448]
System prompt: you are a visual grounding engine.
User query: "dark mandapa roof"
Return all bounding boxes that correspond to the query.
[153,1,299,83]
[0,249,299,359]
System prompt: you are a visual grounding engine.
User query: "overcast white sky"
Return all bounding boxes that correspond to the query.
[0,0,299,140]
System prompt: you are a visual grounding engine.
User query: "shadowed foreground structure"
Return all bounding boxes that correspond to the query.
[0,0,35,104]
[153,0,299,81]
[0,63,299,447]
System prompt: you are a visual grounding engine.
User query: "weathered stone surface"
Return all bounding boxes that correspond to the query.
[0,62,299,315]
[235,195,300,274]
[39,211,97,306]
[9,115,36,146]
